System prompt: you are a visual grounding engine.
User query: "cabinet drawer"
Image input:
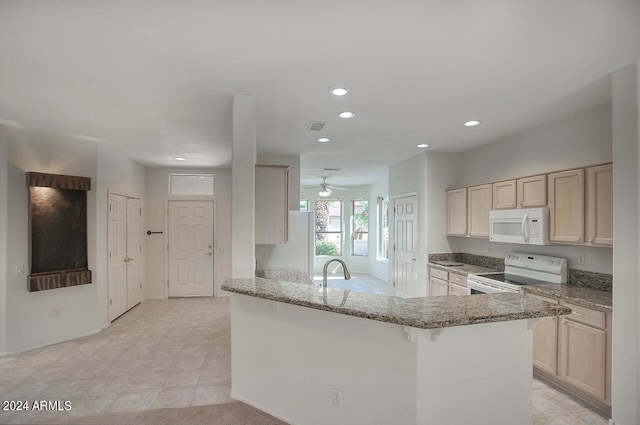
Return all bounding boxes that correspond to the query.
[448,272,467,287]
[430,267,448,280]
[561,302,606,329]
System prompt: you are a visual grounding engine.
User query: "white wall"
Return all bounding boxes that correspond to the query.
[145,167,232,299]
[368,177,389,281]
[0,132,8,353]
[611,62,640,425]
[448,103,614,274]
[425,152,460,254]
[3,126,101,353]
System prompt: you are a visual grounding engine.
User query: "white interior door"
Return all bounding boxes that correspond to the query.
[168,200,214,297]
[394,195,419,297]
[126,198,142,309]
[108,193,128,321]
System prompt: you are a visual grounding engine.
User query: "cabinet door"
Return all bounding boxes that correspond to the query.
[429,277,449,297]
[586,164,613,246]
[467,184,492,238]
[559,318,606,401]
[446,188,467,236]
[528,294,559,376]
[255,165,290,244]
[448,283,467,296]
[548,169,584,244]
[492,180,516,209]
[517,175,547,208]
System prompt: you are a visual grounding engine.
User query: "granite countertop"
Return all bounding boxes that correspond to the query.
[222,278,571,330]
[525,283,612,312]
[428,257,612,312]
[428,261,499,276]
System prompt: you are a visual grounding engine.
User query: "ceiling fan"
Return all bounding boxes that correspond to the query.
[317,177,348,197]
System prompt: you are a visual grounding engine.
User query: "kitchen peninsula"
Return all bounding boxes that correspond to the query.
[222,278,571,425]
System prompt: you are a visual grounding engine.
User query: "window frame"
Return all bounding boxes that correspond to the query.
[314,199,343,256]
[377,196,389,261]
[351,199,369,257]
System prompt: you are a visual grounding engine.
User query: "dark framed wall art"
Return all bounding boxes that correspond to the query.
[27,172,92,292]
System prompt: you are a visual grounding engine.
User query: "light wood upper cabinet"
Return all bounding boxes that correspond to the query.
[446,188,467,236]
[255,165,290,245]
[548,169,584,244]
[586,164,613,246]
[467,184,492,238]
[492,180,516,209]
[517,174,547,208]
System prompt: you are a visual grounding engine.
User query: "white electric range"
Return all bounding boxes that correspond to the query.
[467,252,567,295]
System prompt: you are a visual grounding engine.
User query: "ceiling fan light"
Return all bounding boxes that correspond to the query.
[318,189,331,197]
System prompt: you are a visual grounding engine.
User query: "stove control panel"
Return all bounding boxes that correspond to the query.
[505,252,567,276]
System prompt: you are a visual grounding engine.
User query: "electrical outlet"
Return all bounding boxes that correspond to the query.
[577,254,585,265]
[14,265,24,275]
[331,388,343,407]
[54,308,61,318]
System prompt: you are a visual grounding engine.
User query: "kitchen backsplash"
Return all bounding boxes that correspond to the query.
[429,252,505,271]
[428,252,612,292]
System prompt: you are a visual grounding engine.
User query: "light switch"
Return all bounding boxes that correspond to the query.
[15,265,24,275]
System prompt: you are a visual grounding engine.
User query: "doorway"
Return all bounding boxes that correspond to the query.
[167,200,214,297]
[394,194,419,297]
[108,193,143,321]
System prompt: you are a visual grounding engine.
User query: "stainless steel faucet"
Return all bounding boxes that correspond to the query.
[322,258,351,288]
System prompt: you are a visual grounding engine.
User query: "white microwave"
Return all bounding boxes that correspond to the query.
[489,207,550,245]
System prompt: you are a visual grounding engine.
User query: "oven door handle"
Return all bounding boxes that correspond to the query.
[521,213,529,242]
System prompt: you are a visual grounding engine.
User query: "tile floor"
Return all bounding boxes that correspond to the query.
[0,297,232,424]
[0,282,611,425]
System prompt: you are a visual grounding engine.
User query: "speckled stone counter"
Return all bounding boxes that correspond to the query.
[222,277,571,329]
[525,283,612,312]
[428,262,498,276]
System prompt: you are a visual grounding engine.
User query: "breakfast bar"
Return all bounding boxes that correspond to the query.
[222,278,571,425]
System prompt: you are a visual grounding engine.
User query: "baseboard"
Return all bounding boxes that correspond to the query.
[0,322,109,358]
[230,391,299,425]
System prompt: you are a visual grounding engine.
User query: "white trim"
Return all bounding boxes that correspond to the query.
[230,392,300,425]
[0,322,109,358]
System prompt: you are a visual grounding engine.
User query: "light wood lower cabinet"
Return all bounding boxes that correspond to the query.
[559,317,607,401]
[429,276,448,297]
[529,294,559,376]
[429,267,467,296]
[528,293,611,411]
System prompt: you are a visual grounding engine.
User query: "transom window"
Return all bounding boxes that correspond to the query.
[169,174,214,196]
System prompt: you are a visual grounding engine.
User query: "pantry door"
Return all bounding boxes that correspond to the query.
[108,193,128,321]
[168,200,214,297]
[126,198,143,309]
[394,194,419,297]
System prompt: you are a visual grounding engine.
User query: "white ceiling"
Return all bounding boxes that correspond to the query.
[1,1,639,187]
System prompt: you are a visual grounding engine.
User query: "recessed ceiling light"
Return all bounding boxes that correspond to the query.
[318,137,331,143]
[174,157,187,161]
[417,143,430,148]
[330,86,348,96]
[464,120,481,127]
[338,111,355,119]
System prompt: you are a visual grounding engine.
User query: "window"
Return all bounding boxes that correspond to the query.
[315,200,342,256]
[169,174,214,196]
[352,200,369,256]
[377,197,389,261]
[300,199,309,211]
